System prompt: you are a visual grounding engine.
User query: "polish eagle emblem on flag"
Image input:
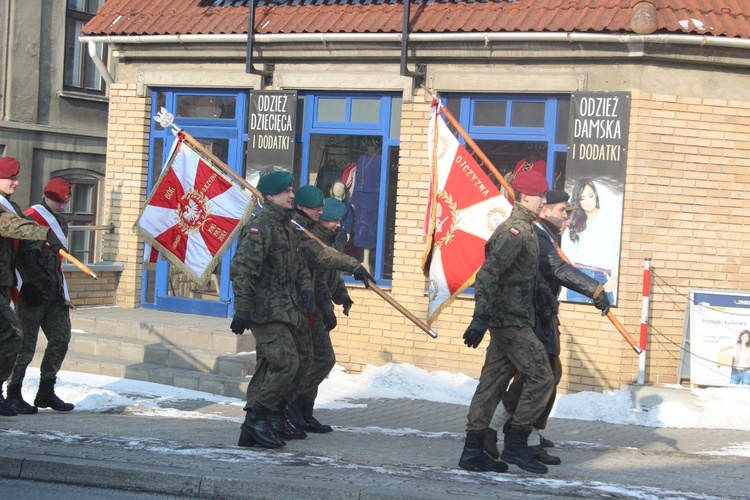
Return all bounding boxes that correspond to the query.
[422,101,513,324]
[135,134,253,285]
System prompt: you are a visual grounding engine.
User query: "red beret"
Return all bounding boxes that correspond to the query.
[512,169,548,196]
[44,177,72,203]
[0,157,20,178]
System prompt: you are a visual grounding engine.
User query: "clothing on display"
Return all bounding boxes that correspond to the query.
[349,153,381,249]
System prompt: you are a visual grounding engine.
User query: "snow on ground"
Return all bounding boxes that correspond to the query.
[18,362,749,432]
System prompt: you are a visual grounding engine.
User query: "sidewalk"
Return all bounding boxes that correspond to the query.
[0,395,747,499]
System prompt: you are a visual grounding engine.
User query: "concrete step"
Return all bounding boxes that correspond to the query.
[24,307,257,399]
[70,307,254,353]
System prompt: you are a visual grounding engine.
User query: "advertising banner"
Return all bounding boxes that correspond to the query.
[561,92,630,306]
[688,290,750,387]
[247,90,297,175]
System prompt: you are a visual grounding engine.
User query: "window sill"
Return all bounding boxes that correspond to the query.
[57,90,109,103]
[63,261,123,273]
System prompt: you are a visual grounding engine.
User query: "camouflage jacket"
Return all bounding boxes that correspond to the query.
[293,211,360,280]
[0,195,49,288]
[16,201,69,302]
[310,223,351,315]
[474,202,550,329]
[229,201,313,327]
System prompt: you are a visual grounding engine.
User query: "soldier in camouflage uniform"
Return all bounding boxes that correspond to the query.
[0,157,67,417]
[284,186,373,432]
[292,197,356,433]
[8,178,76,414]
[484,190,612,466]
[459,168,554,475]
[229,171,316,449]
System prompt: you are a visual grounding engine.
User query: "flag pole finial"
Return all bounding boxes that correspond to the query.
[153,107,179,131]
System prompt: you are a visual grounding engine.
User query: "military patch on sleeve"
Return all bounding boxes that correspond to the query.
[509,227,519,236]
[249,228,259,234]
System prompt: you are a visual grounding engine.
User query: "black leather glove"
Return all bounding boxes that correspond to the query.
[463,314,489,349]
[342,298,354,316]
[19,282,43,308]
[352,265,376,288]
[230,310,252,335]
[301,290,315,313]
[593,291,611,316]
[45,230,68,255]
[323,310,338,331]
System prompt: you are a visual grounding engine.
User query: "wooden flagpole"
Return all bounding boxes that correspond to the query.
[170,126,438,339]
[438,105,640,353]
[0,203,98,279]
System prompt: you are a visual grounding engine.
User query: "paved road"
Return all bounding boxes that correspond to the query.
[0,397,746,499]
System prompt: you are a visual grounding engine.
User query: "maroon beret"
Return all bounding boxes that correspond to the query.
[0,157,20,178]
[44,177,72,203]
[512,169,548,196]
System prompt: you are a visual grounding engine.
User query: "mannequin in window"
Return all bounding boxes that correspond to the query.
[349,144,381,271]
[329,181,354,251]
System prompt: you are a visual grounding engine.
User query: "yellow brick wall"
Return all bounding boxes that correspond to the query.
[102,84,151,307]
[67,271,118,306]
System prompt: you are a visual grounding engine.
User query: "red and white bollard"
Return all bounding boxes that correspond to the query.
[637,258,651,385]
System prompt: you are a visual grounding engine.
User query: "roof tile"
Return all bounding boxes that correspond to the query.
[82,0,750,39]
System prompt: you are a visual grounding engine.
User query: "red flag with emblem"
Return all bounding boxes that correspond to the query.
[422,101,513,324]
[135,134,253,285]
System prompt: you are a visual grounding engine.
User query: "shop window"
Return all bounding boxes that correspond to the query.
[64,0,106,93]
[63,178,98,263]
[300,93,399,281]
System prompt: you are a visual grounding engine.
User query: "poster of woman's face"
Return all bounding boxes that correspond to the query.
[560,176,624,306]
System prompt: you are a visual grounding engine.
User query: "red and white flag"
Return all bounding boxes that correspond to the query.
[422,100,513,324]
[135,133,253,285]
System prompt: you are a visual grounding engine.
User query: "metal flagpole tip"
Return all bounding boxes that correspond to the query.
[428,329,438,339]
[153,107,176,129]
[634,345,643,354]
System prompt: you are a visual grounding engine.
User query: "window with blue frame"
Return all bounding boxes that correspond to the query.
[142,89,247,317]
[294,92,402,282]
[444,94,570,192]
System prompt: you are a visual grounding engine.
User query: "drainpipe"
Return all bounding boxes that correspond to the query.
[246,0,273,77]
[400,0,425,80]
[88,41,113,86]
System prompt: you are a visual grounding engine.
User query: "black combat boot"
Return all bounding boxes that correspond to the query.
[238,402,285,449]
[458,431,508,472]
[302,399,332,434]
[268,402,306,440]
[285,397,309,430]
[482,428,500,459]
[0,388,18,417]
[501,426,548,474]
[6,383,37,415]
[34,378,74,412]
[539,434,555,448]
[529,444,561,465]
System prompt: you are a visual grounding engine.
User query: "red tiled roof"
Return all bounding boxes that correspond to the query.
[82,0,750,39]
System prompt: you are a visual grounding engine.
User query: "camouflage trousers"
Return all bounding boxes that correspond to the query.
[501,354,563,430]
[466,325,553,432]
[243,314,312,411]
[0,288,22,383]
[296,310,336,402]
[9,298,71,386]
